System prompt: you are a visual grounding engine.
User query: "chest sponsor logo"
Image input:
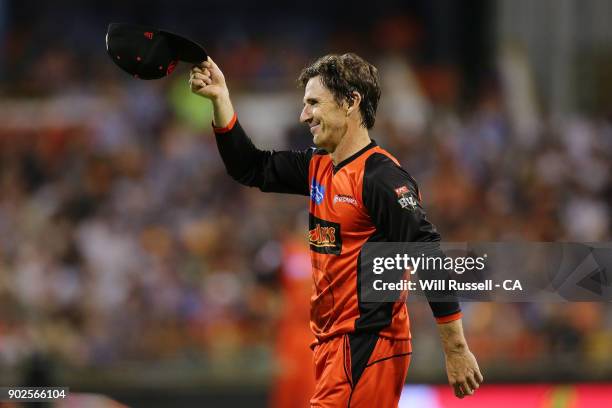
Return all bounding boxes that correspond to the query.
[333,194,359,207]
[310,178,325,205]
[309,215,342,255]
[395,185,419,211]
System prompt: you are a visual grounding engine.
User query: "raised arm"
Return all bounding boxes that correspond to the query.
[190,58,235,128]
[189,58,312,195]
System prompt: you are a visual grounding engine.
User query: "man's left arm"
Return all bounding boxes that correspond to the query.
[362,153,483,398]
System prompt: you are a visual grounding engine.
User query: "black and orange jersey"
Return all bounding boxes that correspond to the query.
[214,115,461,344]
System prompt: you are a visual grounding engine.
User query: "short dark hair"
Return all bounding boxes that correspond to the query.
[298,53,381,129]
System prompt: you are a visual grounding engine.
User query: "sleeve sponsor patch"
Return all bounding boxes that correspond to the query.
[394,186,409,196]
[394,185,419,211]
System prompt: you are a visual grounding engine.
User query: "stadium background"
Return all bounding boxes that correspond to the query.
[1,0,611,406]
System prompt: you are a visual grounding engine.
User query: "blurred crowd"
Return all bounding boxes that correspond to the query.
[1,3,611,387]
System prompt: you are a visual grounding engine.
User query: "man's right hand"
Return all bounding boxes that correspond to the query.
[189,57,235,128]
[189,57,229,101]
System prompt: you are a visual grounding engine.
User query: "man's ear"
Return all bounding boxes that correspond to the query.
[346,91,362,116]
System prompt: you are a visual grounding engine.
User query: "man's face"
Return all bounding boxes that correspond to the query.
[300,76,348,152]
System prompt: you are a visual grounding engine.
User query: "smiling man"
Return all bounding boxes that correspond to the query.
[190,53,483,407]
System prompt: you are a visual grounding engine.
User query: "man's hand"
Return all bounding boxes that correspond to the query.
[189,57,235,128]
[437,319,484,398]
[444,344,483,398]
[189,57,228,100]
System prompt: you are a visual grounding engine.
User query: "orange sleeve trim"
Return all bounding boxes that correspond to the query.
[435,311,463,324]
[212,113,237,133]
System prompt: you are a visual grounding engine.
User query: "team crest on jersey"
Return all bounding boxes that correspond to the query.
[395,185,419,211]
[309,215,342,255]
[310,178,325,205]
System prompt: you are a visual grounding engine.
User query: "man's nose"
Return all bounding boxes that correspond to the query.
[300,105,312,124]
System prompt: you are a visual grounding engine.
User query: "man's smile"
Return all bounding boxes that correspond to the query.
[310,123,321,134]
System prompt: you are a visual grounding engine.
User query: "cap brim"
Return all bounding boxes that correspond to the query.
[160,30,208,64]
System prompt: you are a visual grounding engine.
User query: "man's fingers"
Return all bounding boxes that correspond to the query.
[445,348,482,399]
[196,58,211,68]
[197,57,212,70]
[467,374,480,391]
[457,379,473,396]
[190,78,205,89]
[192,72,210,81]
[462,382,474,395]
[206,57,223,76]
[191,67,211,78]
[453,383,464,399]
[190,57,226,98]
[195,68,210,77]
[453,377,477,398]
[192,73,212,85]
[475,369,484,384]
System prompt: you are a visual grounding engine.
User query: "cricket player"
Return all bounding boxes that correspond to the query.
[189,53,483,407]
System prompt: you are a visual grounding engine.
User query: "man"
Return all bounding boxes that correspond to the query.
[189,53,483,407]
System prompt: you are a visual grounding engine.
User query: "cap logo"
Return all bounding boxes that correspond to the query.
[166,60,178,75]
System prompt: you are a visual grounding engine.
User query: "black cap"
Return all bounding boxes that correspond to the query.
[106,23,208,80]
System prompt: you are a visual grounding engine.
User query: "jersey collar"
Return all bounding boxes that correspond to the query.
[333,140,377,174]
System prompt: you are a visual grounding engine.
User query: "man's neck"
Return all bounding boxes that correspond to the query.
[330,126,371,166]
